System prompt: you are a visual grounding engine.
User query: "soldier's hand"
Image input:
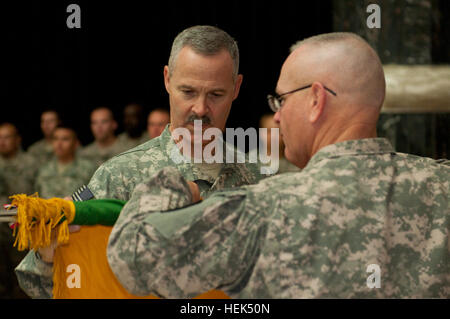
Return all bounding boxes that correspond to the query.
[187,181,201,204]
[37,225,80,263]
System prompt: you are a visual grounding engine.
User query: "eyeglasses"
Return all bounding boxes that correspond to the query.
[267,84,337,112]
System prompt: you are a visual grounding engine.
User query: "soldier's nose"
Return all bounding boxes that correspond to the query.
[192,98,209,118]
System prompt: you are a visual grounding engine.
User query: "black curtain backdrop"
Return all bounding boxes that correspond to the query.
[1,0,333,148]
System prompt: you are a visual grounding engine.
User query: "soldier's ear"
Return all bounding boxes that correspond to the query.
[163,66,171,94]
[232,74,243,101]
[308,82,326,124]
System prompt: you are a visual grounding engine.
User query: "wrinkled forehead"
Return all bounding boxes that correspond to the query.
[172,47,235,83]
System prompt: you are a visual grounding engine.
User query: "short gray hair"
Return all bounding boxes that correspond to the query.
[289,32,367,53]
[168,25,239,81]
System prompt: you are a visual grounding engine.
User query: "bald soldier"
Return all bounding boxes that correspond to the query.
[102,32,449,298]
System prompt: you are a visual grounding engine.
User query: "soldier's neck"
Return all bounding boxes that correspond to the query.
[57,154,75,164]
[310,123,377,160]
[1,149,19,160]
[96,136,117,148]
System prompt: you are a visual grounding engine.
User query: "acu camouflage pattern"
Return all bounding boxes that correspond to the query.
[248,149,300,175]
[107,138,450,298]
[35,157,97,198]
[27,139,55,166]
[15,247,53,298]
[116,132,149,152]
[88,125,265,201]
[0,151,39,201]
[278,157,301,174]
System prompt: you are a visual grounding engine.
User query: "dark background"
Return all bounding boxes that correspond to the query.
[0,0,333,148]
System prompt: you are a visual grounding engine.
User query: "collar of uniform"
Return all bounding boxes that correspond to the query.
[161,124,249,184]
[161,124,201,182]
[50,156,78,169]
[306,138,395,168]
[159,123,174,152]
[0,150,26,165]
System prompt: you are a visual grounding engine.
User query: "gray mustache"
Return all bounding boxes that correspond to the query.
[186,115,212,125]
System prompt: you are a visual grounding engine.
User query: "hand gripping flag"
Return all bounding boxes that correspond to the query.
[4,194,229,299]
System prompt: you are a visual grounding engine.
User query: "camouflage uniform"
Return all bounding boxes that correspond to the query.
[79,140,128,169]
[116,132,149,152]
[88,125,265,201]
[14,125,266,298]
[247,149,300,175]
[104,138,449,298]
[0,151,39,200]
[35,157,97,199]
[27,139,55,166]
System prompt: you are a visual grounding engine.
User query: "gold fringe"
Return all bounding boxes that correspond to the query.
[10,193,76,298]
[10,193,75,251]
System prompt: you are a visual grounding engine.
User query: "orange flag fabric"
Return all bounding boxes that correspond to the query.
[53,225,229,299]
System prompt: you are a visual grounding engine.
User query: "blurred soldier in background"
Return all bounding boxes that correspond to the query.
[0,123,39,198]
[80,107,128,168]
[147,108,170,139]
[117,103,149,150]
[27,109,60,166]
[35,125,96,198]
